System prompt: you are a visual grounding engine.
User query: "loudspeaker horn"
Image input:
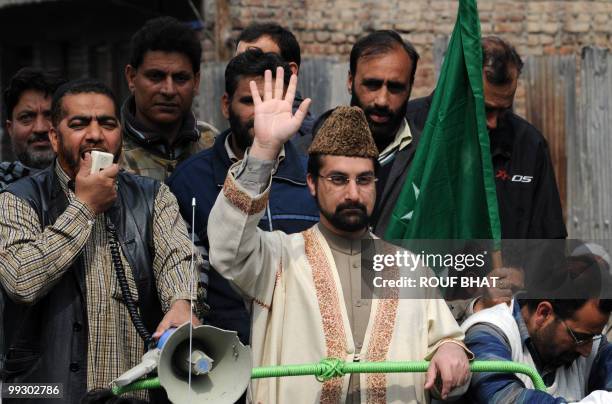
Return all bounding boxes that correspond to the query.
[158,323,252,403]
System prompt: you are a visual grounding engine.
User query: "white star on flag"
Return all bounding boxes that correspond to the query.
[400,183,420,221]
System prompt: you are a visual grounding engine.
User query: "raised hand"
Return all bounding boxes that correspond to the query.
[249,67,311,160]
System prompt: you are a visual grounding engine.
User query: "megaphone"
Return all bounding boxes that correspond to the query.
[113,323,252,403]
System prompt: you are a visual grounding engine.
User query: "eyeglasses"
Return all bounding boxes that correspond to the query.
[561,320,603,346]
[320,173,378,187]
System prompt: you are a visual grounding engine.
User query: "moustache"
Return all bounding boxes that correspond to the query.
[363,106,393,119]
[335,202,367,214]
[28,133,50,144]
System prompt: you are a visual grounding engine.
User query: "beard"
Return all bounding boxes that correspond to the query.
[531,321,581,369]
[318,199,370,232]
[350,84,409,152]
[14,133,55,169]
[228,108,254,152]
[57,132,121,176]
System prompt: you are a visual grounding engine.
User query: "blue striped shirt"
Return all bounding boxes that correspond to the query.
[464,301,612,403]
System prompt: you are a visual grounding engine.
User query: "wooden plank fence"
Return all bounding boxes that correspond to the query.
[567,47,612,240]
[523,55,576,218]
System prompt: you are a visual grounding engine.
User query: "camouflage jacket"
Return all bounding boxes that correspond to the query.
[0,161,38,190]
[119,97,218,182]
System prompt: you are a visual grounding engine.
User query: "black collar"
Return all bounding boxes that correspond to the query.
[489,116,515,160]
[121,96,199,148]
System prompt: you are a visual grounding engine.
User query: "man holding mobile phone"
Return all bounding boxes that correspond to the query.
[0,79,200,403]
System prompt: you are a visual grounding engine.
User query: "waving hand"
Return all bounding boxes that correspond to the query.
[249,67,311,160]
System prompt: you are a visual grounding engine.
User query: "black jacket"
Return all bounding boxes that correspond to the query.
[0,165,163,404]
[289,91,315,155]
[0,161,40,190]
[371,117,424,238]
[403,94,567,239]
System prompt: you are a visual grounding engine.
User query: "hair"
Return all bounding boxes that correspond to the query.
[224,49,291,99]
[349,30,420,85]
[237,22,301,67]
[3,67,65,119]
[129,16,202,73]
[307,107,380,178]
[81,389,148,404]
[481,36,524,85]
[520,254,612,320]
[51,79,119,127]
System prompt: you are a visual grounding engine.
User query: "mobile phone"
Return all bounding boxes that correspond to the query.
[90,150,114,174]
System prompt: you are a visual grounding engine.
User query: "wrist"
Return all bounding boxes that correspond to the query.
[74,195,98,216]
[71,197,98,224]
[250,139,282,161]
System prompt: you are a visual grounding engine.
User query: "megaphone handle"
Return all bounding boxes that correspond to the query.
[157,327,177,349]
[112,349,160,387]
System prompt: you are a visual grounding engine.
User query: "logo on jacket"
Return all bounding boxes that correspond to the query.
[511,175,533,183]
[495,169,533,184]
[496,169,533,183]
[495,169,510,181]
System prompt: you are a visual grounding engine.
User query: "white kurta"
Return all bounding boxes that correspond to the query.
[208,171,469,403]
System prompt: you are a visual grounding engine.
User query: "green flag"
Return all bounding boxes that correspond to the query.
[384,0,501,241]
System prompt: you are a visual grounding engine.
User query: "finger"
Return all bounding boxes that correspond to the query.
[152,319,170,339]
[507,267,525,290]
[439,362,454,399]
[100,163,120,178]
[274,66,284,99]
[154,318,191,339]
[264,69,273,101]
[488,287,512,301]
[250,80,262,107]
[491,296,512,306]
[424,360,437,389]
[79,153,93,177]
[460,363,471,386]
[493,281,514,295]
[292,98,312,124]
[191,313,202,326]
[284,73,297,104]
[489,266,508,278]
[480,295,509,310]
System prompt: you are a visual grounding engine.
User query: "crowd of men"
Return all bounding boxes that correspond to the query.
[0,15,610,404]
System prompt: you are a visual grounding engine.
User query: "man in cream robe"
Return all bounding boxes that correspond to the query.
[208,70,471,403]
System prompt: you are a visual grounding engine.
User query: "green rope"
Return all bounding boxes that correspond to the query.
[111,376,160,396]
[470,361,546,391]
[252,359,546,391]
[112,359,547,396]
